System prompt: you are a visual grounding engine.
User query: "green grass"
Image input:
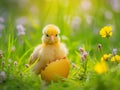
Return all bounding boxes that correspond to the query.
[1,0,120,90]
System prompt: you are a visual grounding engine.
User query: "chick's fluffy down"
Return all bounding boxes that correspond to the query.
[29,43,68,74]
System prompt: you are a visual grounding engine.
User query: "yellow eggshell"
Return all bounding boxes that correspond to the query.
[41,58,70,82]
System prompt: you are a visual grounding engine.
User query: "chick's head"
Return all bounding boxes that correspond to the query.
[42,24,60,44]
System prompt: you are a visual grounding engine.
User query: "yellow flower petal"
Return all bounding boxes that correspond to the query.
[101,54,111,61]
[94,61,108,74]
[99,26,112,38]
[111,55,120,62]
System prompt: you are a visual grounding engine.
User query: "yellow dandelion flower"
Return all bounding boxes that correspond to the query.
[111,55,120,62]
[99,26,112,38]
[94,61,108,74]
[101,54,111,61]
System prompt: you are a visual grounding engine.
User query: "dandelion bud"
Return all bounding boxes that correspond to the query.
[98,44,102,50]
[25,64,29,68]
[14,61,18,66]
[112,48,117,56]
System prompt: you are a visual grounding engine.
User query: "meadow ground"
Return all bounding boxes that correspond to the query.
[0,0,120,90]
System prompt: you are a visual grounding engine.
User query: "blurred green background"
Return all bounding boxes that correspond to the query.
[0,0,120,58]
[0,0,120,46]
[0,0,120,90]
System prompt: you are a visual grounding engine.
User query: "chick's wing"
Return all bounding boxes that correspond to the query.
[29,45,42,65]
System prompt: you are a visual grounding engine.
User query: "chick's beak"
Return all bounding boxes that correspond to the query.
[50,35,54,42]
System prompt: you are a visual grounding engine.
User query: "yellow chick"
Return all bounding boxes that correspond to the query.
[29,24,68,75]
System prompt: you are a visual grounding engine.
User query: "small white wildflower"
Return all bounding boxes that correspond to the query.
[16,16,30,25]
[16,24,25,36]
[110,0,120,12]
[0,71,6,83]
[112,48,117,56]
[29,5,39,15]
[0,17,4,23]
[71,16,81,30]
[80,0,92,11]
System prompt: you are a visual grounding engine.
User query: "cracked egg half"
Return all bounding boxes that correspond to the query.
[41,58,70,82]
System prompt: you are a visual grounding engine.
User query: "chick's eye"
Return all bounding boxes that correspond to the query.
[46,34,49,37]
[56,34,58,37]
